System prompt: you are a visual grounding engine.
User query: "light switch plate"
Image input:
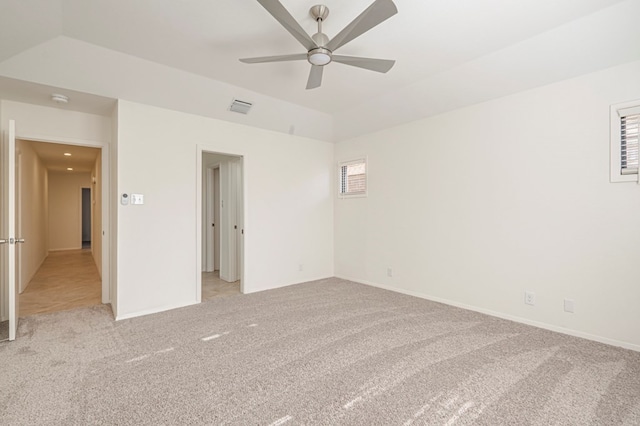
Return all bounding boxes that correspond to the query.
[131,194,144,205]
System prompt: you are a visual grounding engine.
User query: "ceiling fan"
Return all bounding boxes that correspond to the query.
[240,0,398,90]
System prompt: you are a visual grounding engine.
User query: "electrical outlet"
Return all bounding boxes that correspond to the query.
[387,267,393,277]
[564,299,575,313]
[524,291,536,306]
[298,263,303,272]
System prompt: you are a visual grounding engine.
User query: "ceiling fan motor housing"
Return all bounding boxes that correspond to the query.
[310,5,329,21]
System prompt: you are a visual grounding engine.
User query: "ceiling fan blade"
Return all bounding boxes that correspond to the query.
[306,65,323,90]
[257,0,318,51]
[326,0,397,52]
[332,55,395,73]
[240,53,308,64]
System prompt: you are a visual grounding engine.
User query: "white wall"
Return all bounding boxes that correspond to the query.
[0,100,111,144]
[116,100,334,319]
[335,60,640,350]
[48,171,91,251]
[16,140,48,292]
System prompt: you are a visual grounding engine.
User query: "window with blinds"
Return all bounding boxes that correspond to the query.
[339,159,367,197]
[621,112,639,175]
[611,101,640,183]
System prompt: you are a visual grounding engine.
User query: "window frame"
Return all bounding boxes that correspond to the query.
[610,100,640,183]
[338,157,368,199]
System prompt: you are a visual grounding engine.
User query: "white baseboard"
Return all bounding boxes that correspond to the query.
[336,275,640,353]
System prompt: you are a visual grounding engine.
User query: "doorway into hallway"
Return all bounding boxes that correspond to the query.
[200,151,243,301]
[16,140,103,317]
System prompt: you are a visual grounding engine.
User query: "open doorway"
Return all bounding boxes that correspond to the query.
[82,187,91,249]
[201,152,244,301]
[16,139,104,317]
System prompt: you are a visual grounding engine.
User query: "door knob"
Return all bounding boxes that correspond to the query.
[0,239,7,244]
[15,238,25,244]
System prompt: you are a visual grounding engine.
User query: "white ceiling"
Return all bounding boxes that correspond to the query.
[24,140,99,173]
[1,0,639,141]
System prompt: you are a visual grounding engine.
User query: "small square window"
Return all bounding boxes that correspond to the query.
[610,100,639,183]
[339,158,367,198]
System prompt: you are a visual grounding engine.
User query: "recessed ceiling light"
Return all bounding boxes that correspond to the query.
[67,167,73,171]
[51,93,69,104]
[64,152,72,156]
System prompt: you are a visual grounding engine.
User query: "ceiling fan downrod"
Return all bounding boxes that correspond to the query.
[309,5,331,65]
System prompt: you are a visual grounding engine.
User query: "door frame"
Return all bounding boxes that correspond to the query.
[196,146,247,302]
[16,149,23,294]
[16,134,111,305]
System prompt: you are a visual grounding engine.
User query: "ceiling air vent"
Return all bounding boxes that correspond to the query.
[229,99,253,115]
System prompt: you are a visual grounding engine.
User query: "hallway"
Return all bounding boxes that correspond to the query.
[19,250,102,317]
[18,249,240,318]
[202,271,240,300]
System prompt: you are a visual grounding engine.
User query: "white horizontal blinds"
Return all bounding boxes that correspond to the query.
[620,111,639,175]
[340,160,366,195]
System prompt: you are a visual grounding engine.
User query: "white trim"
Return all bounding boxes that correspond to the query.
[196,149,202,303]
[13,134,106,148]
[610,99,640,183]
[336,275,640,353]
[8,120,17,340]
[16,150,23,294]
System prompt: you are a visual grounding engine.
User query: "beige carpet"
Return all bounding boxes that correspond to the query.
[1,278,639,425]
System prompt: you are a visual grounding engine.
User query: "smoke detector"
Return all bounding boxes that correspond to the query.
[51,93,69,104]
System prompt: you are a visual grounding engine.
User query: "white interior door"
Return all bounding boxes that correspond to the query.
[204,167,215,272]
[1,120,20,341]
[236,158,243,282]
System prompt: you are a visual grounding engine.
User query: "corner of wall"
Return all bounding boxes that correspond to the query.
[109,101,119,318]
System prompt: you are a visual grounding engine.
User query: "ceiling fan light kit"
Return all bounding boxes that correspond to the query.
[308,48,332,66]
[240,0,397,90]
